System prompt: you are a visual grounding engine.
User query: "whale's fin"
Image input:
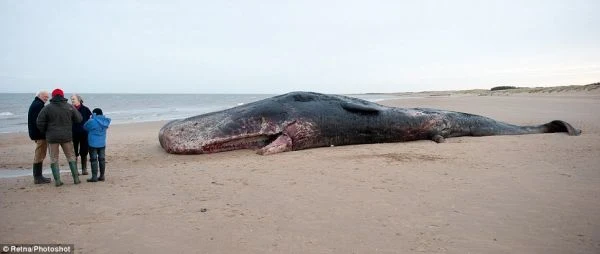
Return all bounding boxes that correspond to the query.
[460,114,582,137]
[257,134,293,155]
[432,134,445,143]
[543,120,582,136]
[341,102,381,115]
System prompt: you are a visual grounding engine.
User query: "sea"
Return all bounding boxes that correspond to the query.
[0,93,403,134]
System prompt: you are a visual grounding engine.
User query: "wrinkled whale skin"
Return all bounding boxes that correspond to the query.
[159,91,581,155]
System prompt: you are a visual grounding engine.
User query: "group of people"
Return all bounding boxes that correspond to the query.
[27,88,112,187]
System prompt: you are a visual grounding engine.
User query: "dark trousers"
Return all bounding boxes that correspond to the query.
[89,147,106,164]
[73,133,89,158]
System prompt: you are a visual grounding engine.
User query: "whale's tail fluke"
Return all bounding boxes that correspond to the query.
[542,120,582,136]
[462,116,582,137]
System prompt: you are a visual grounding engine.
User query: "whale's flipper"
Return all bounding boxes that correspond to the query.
[257,134,293,155]
[432,134,445,143]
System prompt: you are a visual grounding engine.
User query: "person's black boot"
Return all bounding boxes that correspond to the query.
[87,159,98,182]
[98,158,105,181]
[81,156,88,175]
[33,163,51,184]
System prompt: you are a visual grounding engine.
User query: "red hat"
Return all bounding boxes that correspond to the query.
[51,89,64,97]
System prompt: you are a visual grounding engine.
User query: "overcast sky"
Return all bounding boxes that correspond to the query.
[1,0,598,94]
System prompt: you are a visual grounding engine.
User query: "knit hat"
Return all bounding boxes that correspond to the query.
[51,88,64,97]
[92,108,103,115]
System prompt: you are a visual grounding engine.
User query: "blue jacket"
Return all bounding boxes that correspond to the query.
[84,114,111,148]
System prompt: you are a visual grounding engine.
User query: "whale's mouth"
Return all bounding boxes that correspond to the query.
[161,132,281,154]
[201,133,281,154]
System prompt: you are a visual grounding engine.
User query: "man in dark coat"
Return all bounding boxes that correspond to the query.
[27,90,51,184]
[36,88,83,187]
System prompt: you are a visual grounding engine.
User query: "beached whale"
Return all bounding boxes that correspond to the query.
[158,91,581,155]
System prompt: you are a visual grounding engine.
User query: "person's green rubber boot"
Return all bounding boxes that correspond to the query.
[87,159,98,182]
[50,163,63,187]
[68,161,81,184]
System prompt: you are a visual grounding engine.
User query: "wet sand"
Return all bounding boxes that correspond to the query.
[1,93,599,253]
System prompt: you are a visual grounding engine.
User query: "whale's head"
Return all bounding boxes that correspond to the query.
[158,108,289,154]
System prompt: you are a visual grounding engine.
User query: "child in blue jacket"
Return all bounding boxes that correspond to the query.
[84,108,111,182]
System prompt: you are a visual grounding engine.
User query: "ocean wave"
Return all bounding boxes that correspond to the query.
[0,112,18,119]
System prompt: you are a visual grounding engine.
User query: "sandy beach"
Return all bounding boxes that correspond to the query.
[1,91,599,253]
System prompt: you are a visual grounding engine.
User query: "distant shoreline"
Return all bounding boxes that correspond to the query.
[1,82,598,96]
[379,82,600,97]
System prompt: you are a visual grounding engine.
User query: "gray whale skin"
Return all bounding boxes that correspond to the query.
[159,91,581,155]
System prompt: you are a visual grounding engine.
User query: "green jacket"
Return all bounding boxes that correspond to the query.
[37,96,83,143]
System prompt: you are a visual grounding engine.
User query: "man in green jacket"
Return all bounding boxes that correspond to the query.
[36,88,83,186]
